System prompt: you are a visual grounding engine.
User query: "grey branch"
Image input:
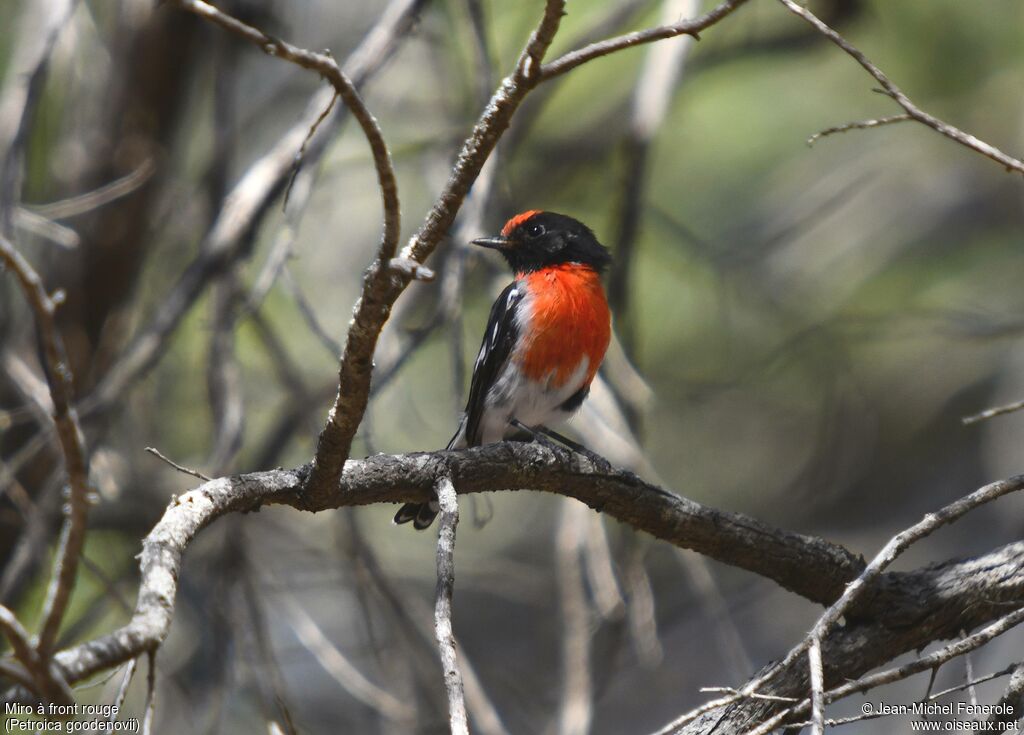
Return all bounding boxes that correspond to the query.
[539,0,750,81]
[778,0,1024,175]
[433,476,468,735]
[305,0,568,503]
[41,443,1024,707]
[78,0,424,419]
[807,114,912,146]
[963,397,1024,425]
[0,603,72,705]
[0,235,93,663]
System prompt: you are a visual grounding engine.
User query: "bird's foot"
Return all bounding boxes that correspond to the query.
[509,419,614,473]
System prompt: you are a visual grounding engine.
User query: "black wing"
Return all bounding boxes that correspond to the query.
[457,281,522,447]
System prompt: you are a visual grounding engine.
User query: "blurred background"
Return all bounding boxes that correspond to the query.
[2,0,1024,732]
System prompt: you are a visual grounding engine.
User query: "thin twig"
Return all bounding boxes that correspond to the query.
[744,604,1024,735]
[582,513,625,619]
[79,0,424,420]
[30,158,156,219]
[283,92,338,209]
[12,207,80,248]
[777,0,1024,175]
[807,113,911,146]
[609,0,700,355]
[238,569,299,735]
[0,235,92,661]
[539,0,750,81]
[434,475,468,735]
[699,687,798,704]
[653,473,1024,734]
[336,511,510,735]
[145,447,211,482]
[0,603,73,704]
[280,267,342,357]
[963,397,1024,425]
[141,651,156,735]
[105,658,138,735]
[927,664,1016,702]
[173,0,400,262]
[556,502,593,735]
[988,662,1024,726]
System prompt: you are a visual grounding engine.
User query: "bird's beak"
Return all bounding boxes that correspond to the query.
[472,236,510,250]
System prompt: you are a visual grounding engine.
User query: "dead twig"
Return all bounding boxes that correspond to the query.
[0,235,93,662]
[105,658,138,735]
[434,475,468,735]
[778,0,1024,175]
[145,447,211,482]
[963,397,1024,425]
[280,595,415,722]
[305,0,568,503]
[539,0,749,81]
[807,114,911,146]
[0,603,73,704]
[556,502,593,735]
[743,604,1024,735]
[79,0,425,420]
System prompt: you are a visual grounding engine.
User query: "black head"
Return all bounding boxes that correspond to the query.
[472,211,612,274]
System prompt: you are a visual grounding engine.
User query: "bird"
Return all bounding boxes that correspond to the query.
[394,210,613,529]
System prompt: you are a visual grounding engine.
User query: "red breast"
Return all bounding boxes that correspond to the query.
[516,264,611,388]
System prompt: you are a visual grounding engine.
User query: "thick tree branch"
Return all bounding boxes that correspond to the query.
[666,538,1024,734]
[709,472,1024,734]
[45,442,1024,698]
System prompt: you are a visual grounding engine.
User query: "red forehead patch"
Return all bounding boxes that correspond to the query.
[501,210,542,237]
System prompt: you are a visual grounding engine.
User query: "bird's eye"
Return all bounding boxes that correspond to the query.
[526,223,545,238]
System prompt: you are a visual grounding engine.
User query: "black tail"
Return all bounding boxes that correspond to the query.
[393,500,440,530]
[393,419,466,530]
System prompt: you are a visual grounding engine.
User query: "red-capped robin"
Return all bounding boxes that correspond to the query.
[395,210,613,529]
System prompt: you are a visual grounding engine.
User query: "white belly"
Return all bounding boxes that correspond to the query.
[477,358,590,444]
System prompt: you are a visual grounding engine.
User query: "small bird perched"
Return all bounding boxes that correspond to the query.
[395,210,612,529]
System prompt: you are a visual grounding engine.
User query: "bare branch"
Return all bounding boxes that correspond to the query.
[807,114,911,146]
[963,397,1024,425]
[989,663,1024,727]
[47,442,1024,698]
[305,0,567,502]
[539,0,750,81]
[433,475,468,735]
[778,0,1024,175]
[0,604,72,704]
[0,236,92,660]
[679,471,1024,735]
[743,604,1024,735]
[28,158,156,220]
[106,659,138,734]
[280,596,414,722]
[556,502,593,735]
[141,651,155,735]
[145,447,211,482]
[79,0,425,418]
[173,0,400,264]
